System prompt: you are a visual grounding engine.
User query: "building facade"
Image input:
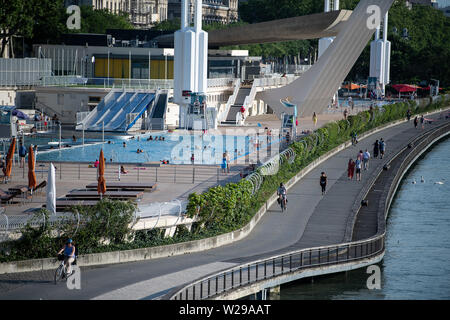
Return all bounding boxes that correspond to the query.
[168,0,238,25]
[64,0,169,29]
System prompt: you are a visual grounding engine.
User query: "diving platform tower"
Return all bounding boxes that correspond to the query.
[173,0,209,130]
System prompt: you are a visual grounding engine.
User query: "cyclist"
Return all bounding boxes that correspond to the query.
[277,183,287,211]
[57,239,76,277]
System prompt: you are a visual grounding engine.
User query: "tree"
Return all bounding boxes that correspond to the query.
[70,5,133,34]
[0,0,64,57]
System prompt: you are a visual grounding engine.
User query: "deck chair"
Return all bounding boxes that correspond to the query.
[0,189,20,204]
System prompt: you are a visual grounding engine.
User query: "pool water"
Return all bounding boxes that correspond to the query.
[35,132,275,165]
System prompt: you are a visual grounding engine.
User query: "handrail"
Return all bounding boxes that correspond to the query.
[169,116,450,300]
[170,232,385,300]
[217,78,241,123]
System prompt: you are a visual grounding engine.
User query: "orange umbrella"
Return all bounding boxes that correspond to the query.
[342,83,360,90]
[5,137,16,180]
[28,146,37,190]
[97,149,106,195]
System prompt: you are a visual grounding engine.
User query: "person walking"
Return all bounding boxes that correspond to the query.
[18,142,27,168]
[379,138,386,159]
[225,151,230,173]
[420,115,425,130]
[355,157,362,181]
[414,116,419,129]
[221,153,227,173]
[343,108,348,120]
[351,131,358,145]
[363,149,371,170]
[357,150,364,162]
[373,140,379,159]
[312,112,318,127]
[348,159,355,180]
[406,108,412,121]
[320,172,327,195]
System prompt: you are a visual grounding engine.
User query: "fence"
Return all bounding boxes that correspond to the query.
[170,235,385,300]
[36,77,236,90]
[169,108,450,300]
[0,199,188,236]
[0,58,52,87]
[5,162,242,186]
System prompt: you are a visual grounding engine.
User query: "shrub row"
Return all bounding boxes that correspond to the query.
[0,97,447,262]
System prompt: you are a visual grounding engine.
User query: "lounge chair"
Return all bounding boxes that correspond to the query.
[0,189,20,204]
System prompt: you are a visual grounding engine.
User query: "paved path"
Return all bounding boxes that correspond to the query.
[0,111,448,300]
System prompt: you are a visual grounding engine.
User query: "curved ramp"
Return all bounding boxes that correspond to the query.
[258,0,394,118]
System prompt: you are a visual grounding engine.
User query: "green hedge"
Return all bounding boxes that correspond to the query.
[0,97,447,263]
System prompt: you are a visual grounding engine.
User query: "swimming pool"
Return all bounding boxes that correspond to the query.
[35,132,277,165]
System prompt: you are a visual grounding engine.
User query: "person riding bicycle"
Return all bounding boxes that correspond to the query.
[277,183,287,210]
[57,239,76,276]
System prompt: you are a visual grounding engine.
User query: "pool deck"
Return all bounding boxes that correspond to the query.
[1,109,353,216]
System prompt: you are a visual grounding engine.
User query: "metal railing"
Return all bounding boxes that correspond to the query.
[0,199,189,236]
[169,110,450,300]
[170,235,385,300]
[217,78,241,123]
[10,162,241,185]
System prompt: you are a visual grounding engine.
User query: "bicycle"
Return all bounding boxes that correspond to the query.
[278,194,287,212]
[54,254,76,284]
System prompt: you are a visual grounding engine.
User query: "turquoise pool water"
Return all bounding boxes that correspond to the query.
[35,132,275,165]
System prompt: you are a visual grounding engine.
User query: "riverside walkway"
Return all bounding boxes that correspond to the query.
[0,109,449,299]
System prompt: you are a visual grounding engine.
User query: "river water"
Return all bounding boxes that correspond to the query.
[281,137,450,300]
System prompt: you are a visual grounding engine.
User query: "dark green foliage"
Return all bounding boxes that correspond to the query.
[0,98,447,263]
[0,199,136,262]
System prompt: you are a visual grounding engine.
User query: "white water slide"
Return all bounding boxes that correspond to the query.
[76,89,156,132]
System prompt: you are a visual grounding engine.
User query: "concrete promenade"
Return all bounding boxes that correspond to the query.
[0,109,449,299]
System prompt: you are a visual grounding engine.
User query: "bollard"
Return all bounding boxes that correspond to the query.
[155,167,158,182]
[192,167,195,184]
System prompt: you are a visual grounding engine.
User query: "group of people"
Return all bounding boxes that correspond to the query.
[146,136,165,141]
[347,138,385,181]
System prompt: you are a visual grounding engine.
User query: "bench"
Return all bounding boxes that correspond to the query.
[65,190,144,201]
[84,182,157,192]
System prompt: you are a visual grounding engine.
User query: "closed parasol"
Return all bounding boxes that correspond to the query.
[97,149,106,196]
[5,137,16,181]
[28,145,37,191]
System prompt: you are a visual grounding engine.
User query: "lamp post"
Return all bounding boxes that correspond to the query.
[107,50,110,86]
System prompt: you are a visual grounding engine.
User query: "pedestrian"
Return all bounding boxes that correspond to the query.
[348,159,355,180]
[225,151,230,173]
[221,153,227,173]
[414,116,418,129]
[320,172,327,195]
[343,108,348,120]
[191,153,195,165]
[312,112,318,127]
[379,138,386,159]
[373,140,379,159]
[363,149,371,170]
[355,157,362,181]
[351,131,358,145]
[18,142,27,168]
[357,150,364,162]
[420,115,425,130]
[406,108,411,121]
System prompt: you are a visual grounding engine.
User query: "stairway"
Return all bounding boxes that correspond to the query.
[221,87,251,125]
[148,92,168,130]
